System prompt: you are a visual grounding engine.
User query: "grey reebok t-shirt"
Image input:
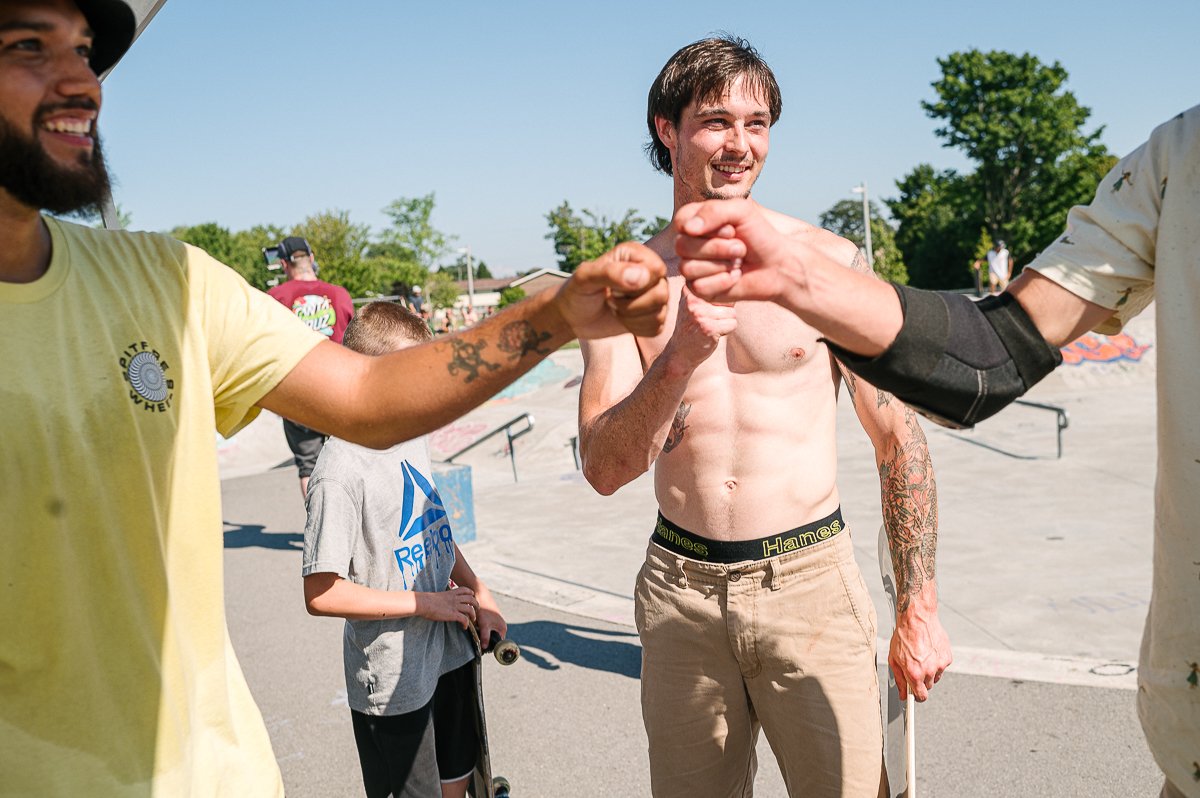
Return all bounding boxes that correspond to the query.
[303,436,474,715]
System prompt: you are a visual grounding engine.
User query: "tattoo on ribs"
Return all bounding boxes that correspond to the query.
[662,403,692,453]
[879,409,938,613]
[446,338,501,383]
[497,321,553,360]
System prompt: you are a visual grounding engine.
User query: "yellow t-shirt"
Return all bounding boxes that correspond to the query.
[0,217,324,796]
[1028,105,1200,797]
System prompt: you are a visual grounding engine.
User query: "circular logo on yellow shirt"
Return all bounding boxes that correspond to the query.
[119,342,175,412]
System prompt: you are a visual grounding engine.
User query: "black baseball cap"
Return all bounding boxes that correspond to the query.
[74,0,137,76]
[278,237,313,260]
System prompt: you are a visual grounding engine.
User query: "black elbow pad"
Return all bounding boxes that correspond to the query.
[826,285,1062,429]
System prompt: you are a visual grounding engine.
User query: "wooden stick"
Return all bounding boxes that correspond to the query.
[906,692,916,798]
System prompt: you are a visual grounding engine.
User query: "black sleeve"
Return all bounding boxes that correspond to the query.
[824,285,1062,429]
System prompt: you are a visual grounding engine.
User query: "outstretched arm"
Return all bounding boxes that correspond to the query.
[578,285,735,495]
[262,242,669,448]
[674,199,1114,427]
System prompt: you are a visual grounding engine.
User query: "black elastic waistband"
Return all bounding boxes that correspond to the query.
[651,508,845,564]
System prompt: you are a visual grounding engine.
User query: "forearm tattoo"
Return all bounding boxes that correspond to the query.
[662,402,691,453]
[876,389,894,408]
[446,338,501,383]
[879,409,939,613]
[497,321,553,361]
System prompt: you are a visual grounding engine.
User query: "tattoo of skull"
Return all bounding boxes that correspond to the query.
[447,338,501,383]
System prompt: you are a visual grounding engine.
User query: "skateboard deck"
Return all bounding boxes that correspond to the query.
[878,524,912,798]
[466,625,519,798]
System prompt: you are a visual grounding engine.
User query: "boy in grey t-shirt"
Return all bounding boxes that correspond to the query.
[303,301,505,798]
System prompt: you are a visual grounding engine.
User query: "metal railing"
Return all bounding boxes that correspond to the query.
[440,414,535,482]
[1013,399,1070,459]
[949,399,1070,459]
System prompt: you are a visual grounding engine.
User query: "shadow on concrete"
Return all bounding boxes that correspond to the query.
[506,620,641,680]
[223,520,303,550]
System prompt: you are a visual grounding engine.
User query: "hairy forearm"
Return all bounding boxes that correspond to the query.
[581,350,695,495]
[877,409,939,614]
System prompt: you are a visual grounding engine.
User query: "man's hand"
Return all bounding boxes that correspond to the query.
[663,285,737,372]
[673,198,792,303]
[555,242,669,339]
[889,604,952,702]
[417,587,479,630]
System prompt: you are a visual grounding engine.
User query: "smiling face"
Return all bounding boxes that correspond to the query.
[0,0,111,214]
[655,74,771,208]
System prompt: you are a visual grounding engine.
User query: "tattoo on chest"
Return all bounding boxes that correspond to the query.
[662,403,692,453]
[447,338,501,383]
[497,321,553,360]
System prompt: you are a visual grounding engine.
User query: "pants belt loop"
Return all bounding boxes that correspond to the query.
[674,558,688,589]
[767,559,782,591]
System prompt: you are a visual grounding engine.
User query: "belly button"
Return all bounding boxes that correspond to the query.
[724,479,738,492]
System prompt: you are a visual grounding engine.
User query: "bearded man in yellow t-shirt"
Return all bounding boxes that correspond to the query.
[0,3,669,795]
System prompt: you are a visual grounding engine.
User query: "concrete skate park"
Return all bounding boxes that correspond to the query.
[219,306,1162,796]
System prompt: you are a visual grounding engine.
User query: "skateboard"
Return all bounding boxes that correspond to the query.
[466,625,520,798]
[877,524,914,798]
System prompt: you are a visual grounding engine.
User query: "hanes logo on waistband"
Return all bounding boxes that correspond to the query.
[119,341,175,413]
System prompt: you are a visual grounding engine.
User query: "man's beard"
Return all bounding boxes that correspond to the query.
[0,107,112,216]
[701,187,753,201]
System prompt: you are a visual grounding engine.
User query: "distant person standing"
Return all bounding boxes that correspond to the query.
[985,239,1011,293]
[409,284,425,313]
[267,236,354,498]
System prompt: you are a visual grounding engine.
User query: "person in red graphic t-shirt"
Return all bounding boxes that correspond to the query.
[267,236,354,498]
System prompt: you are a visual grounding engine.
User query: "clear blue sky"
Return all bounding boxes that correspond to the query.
[100,0,1198,276]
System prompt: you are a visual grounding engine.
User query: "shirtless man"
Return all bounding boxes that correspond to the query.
[578,36,952,797]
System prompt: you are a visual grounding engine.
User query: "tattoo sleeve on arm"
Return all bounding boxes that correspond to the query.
[878,409,938,613]
[662,402,692,453]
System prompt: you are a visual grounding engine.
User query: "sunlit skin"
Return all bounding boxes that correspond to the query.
[0,0,100,284]
[654,74,771,209]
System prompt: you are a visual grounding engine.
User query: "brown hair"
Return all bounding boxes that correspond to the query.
[342,301,432,355]
[645,34,782,176]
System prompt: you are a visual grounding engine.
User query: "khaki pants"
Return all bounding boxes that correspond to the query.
[635,529,884,797]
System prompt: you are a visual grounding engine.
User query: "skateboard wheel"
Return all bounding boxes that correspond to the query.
[492,775,511,796]
[492,639,520,665]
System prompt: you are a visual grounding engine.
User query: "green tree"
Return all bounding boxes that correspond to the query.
[498,286,526,308]
[379,193,456,273]
[442,252,493,281]
[818,199,908,285]
[425,270,461,310]
[545,201,650,272]
[886,165,980,289]
[921,49,1114,266]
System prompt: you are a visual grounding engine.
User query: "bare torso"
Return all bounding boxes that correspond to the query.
[640,210,845,540]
